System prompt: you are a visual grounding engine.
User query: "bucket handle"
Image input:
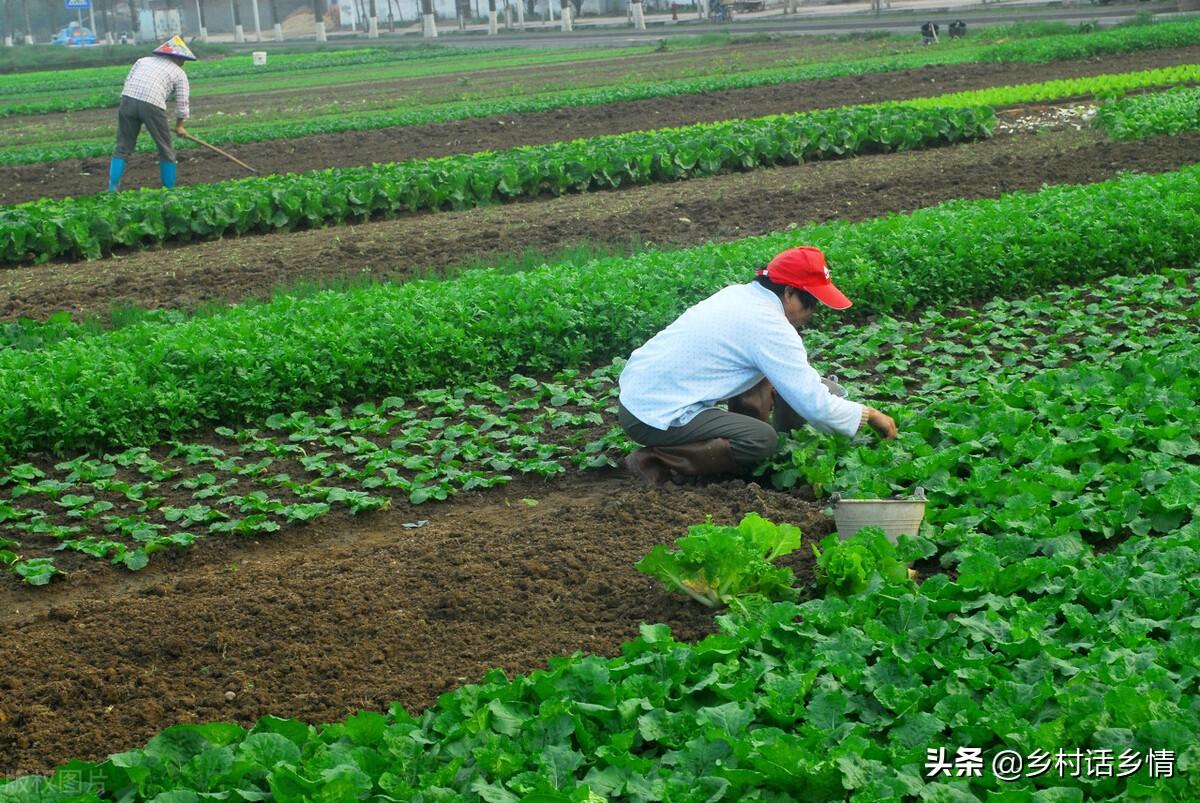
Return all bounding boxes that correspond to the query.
[829,488,925,504]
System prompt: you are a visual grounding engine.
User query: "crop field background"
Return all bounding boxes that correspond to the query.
[0,10,1198,802]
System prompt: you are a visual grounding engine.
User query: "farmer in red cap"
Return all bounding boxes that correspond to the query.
[618,245,898,484]
[108,35,196,193]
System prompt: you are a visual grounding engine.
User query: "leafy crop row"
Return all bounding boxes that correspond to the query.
[0,45,647,118]
[1,266,1194,583]
[0,165,1196,464]
[1095,84,1200,139]
[5,17,1200,165]
[0,367,619,584]
[0,46,520,99]
[975,15,1200,63]
[0,104,994,264]
[902,63,1200,110]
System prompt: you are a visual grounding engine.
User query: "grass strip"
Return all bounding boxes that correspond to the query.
[0,165,1197,463]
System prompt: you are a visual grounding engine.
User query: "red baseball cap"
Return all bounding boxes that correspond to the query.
[756,246,851,310]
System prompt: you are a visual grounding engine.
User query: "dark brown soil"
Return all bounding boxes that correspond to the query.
[3,124,1199,323]
[2,44,1199,205]
[0,472,827,778]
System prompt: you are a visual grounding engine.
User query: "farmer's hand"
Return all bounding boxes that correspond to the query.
[176,122,187,137]
[865,407,898,440]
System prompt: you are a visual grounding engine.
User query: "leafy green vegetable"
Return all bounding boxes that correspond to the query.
[812,526,913,597]
[637,513,802,607]
[1095,84,1200,140]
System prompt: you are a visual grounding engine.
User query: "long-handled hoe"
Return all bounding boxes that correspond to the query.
[179,131,259,175]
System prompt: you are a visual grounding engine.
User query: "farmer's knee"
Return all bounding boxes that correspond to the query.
[731,419,779,467]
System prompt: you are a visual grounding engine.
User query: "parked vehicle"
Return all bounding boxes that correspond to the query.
[51,24,97,46]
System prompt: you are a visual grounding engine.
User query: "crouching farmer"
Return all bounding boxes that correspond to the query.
[617,246,898,485]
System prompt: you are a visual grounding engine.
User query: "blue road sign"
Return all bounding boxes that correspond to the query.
[65,0,90,9]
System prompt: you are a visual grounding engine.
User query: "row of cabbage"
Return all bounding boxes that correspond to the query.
[3,16,1198,164]
[0,104,995,263]
[0,164,1196,465]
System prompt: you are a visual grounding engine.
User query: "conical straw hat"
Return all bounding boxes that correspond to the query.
[152,35,196,61]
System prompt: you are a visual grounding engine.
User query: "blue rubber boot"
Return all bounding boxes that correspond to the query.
[107,158,126,192]
[159,161,177,189]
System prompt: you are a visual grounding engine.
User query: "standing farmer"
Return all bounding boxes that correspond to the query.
[618,245,898,485]
[108,35,196,193]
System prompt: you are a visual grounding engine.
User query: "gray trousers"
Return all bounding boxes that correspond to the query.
[619,398,806,470]
[114,96,175,162]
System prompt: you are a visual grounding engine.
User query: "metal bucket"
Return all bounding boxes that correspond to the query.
[832,488,926,544]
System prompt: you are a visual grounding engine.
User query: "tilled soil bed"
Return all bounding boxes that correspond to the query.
[3,123,1198,322]
[2,44,1199,204]
[0,472,826,777]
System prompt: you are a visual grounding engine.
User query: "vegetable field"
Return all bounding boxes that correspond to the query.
[1,16,1198,803]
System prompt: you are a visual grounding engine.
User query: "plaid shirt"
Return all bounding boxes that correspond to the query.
[121,56,190,119]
